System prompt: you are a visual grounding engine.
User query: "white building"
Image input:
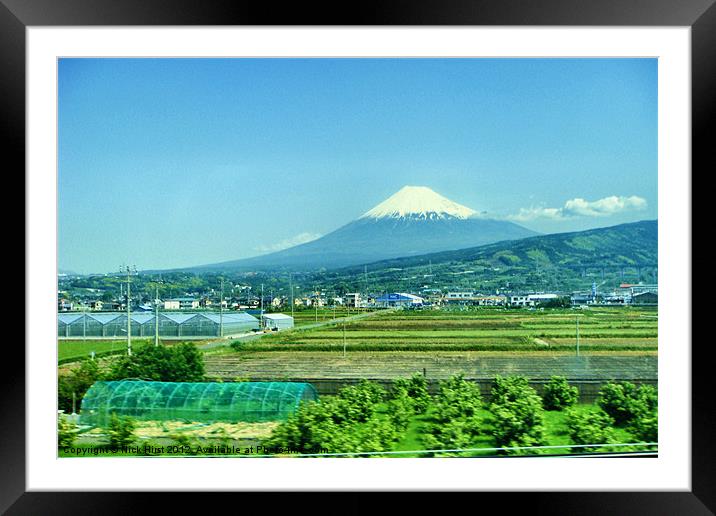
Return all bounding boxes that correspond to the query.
[446,292,474,300]
[527,293,559,304]
[261,313,294,331]
[509,295,531,307]
[164,297,200,310]
[345,293,363,308]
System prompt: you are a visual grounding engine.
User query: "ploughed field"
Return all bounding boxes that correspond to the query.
[230,307,657,353]
[205,307,657,381]
[205,352,657,381]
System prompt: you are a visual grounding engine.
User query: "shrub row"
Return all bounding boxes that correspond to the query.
[265,380,406,456]
[489,376,546,454]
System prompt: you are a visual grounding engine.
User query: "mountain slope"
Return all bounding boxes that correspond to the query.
[340,220,657,273]
[191,186,538,272]
[313,220,657,293]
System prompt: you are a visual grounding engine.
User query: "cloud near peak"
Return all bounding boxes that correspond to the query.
[254,232,322,253]
[508,195,647,222]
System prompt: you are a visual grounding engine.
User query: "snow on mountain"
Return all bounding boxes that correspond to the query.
[361,186,477,220]
[189,185,538,271]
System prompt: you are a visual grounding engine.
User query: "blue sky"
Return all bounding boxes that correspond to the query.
[58,58,657,274]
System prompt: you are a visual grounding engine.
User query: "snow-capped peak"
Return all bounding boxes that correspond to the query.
[361,186,477,220]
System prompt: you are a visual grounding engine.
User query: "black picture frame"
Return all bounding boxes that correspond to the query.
[6,0,707,513]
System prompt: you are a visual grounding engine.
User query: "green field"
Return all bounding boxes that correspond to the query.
[391,402,642,458]
[283,306,374,327]
[233,306,658,353]
[58,339,155,363]
[206,306,657,383]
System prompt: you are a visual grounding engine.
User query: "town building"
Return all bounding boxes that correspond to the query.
[632,291,658,304]
[344,293,364,308]
[509,295,532,307]
[374,292,425,308]
[261,313,295,331]
[444,292,507,306]
[526,293,559,304]
[164,297,200,310]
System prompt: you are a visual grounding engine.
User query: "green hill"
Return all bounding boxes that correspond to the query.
[317,220,657,293]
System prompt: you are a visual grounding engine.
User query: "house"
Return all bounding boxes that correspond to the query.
[602,293,629,304]
[309,296,325,307]
[571,294,591,306]
[164,297,200,310]
[345,293,363,308]
[473,295,507,306]
[445,292,475,303]
[509,295,532,307]
[444,292,507,306]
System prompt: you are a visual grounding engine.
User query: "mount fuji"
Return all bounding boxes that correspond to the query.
[195,186,538,271]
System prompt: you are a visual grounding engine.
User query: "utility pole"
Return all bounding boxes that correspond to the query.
[342,319,346,358]
[260,283,264,330]
[289,273,294,320]
[121,265,136,356]
[154,284,160,346]
[315,286,318,323]
[576,315,580,357]
[220,278,224,337]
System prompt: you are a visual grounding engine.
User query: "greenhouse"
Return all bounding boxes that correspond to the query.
[58,311,259,338]
[79,380,319,427]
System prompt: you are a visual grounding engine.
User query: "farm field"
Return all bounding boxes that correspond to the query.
[205,351,657,382]
[58,339,155,363]
[232,306,658,353]
[284,307,375,327]
[57,338,211,363]
[207,306,657,383]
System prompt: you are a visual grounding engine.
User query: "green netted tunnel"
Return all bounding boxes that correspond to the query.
[79,380,318,427]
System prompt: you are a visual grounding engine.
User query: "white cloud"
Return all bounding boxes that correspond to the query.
[508,195,647,222]
[508,206,565,222]
[254,232,322,253]
[563,195,647,217]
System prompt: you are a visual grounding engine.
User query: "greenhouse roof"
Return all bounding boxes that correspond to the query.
[79,379,318,426]
[131,313,155,324]
[86,313,123,323]
[58,313,84,324]
[201,312,258,324]
[161,313,200,324]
